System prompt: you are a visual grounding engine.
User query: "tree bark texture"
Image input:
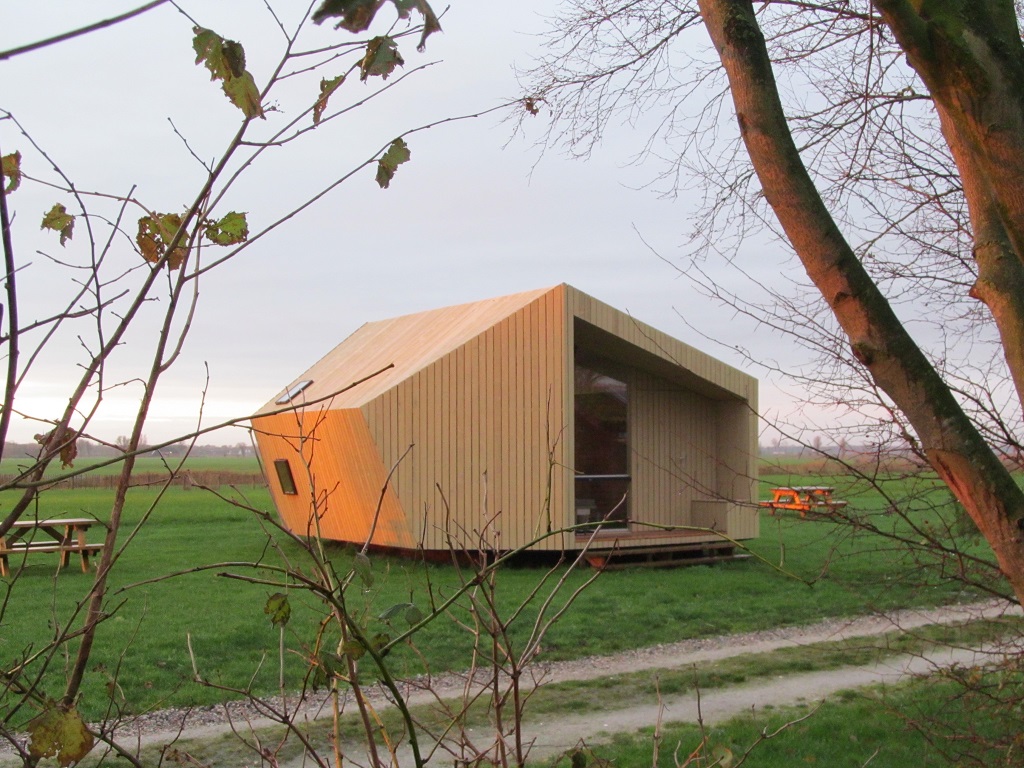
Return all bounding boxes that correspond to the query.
[697,0,1024,601]
[874,0,1024,406]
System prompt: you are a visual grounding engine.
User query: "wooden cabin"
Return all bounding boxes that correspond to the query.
[252,284,759,560]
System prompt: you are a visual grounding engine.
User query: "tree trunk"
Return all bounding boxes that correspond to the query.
[697,0,1024,602]
[872,0,1024,405]
[873,1,1024,271]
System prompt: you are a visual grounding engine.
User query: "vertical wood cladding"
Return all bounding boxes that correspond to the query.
[361,286,570,552]
[253,410,412,548]
[629,371,719,527]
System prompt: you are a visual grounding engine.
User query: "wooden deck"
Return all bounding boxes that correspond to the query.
[575,527,746,568]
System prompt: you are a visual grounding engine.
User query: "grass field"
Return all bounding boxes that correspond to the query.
[0,468,997,724]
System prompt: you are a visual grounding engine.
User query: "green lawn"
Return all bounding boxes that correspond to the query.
[0,472,998,724]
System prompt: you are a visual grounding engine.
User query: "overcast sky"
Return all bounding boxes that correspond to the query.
[1,1,812,448]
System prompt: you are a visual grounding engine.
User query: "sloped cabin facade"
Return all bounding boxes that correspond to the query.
[252,285,759,555]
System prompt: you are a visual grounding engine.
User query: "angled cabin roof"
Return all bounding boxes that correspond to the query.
[257,286,553,413]
[567,288,754,402]
[258,283,754,415]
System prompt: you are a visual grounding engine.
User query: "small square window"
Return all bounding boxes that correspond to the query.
[274,459,298,495]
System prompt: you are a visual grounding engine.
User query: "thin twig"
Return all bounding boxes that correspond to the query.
[0,1,169,61]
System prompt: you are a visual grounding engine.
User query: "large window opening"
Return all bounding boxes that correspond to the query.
[574,361,629,529]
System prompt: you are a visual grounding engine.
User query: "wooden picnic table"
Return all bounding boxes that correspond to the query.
[0,518,104,576]
[758,486,849,517]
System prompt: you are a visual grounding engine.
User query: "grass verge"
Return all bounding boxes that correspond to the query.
[589,675,1009,768]
[40,616,1020,768]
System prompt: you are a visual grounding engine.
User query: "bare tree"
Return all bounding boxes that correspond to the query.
[524,0,1024,600]
[0,1,493,762]
[522,2,1024,759]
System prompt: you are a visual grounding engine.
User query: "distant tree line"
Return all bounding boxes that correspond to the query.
[4,439,255,462]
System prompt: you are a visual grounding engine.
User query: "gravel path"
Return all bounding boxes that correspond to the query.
[3,599,1019,765]
[518,643,996,763]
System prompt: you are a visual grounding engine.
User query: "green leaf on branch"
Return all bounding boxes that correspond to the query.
[222,72,264,119]
[311,663,328,690]
[378,602,423,626]
[137,213,188,270]
[193,27,240,80]
[353,552,374,586]
[322,652,346,674]
[264,592,291,627]
[313,75,345,125]
[1,151,20,193]
[360,36,403,81]
[312,0,376,30]
[339,633,389,660]
[312,651,347,689]
[192,26,265,119]
[375,138,410,189]
[404,603,424,625]
[204,211,249,245]
[394,0,441,51]
[27,704,94,767]
[312,0,441,52]
[41,203,74,246]
[378,602,415,623]
[341,640,365,660]
[370,632,390,655]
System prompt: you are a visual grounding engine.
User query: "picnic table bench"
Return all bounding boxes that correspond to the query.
[0,518,104,576]
[759,486,849,517]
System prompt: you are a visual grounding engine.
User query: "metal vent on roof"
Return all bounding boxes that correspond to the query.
[275,379,313,404]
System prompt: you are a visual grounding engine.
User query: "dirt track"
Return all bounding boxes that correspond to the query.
[3,600,1019,765]
[409,599,1023,764]
[514,642,991,763]
[133,600,1024,764]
